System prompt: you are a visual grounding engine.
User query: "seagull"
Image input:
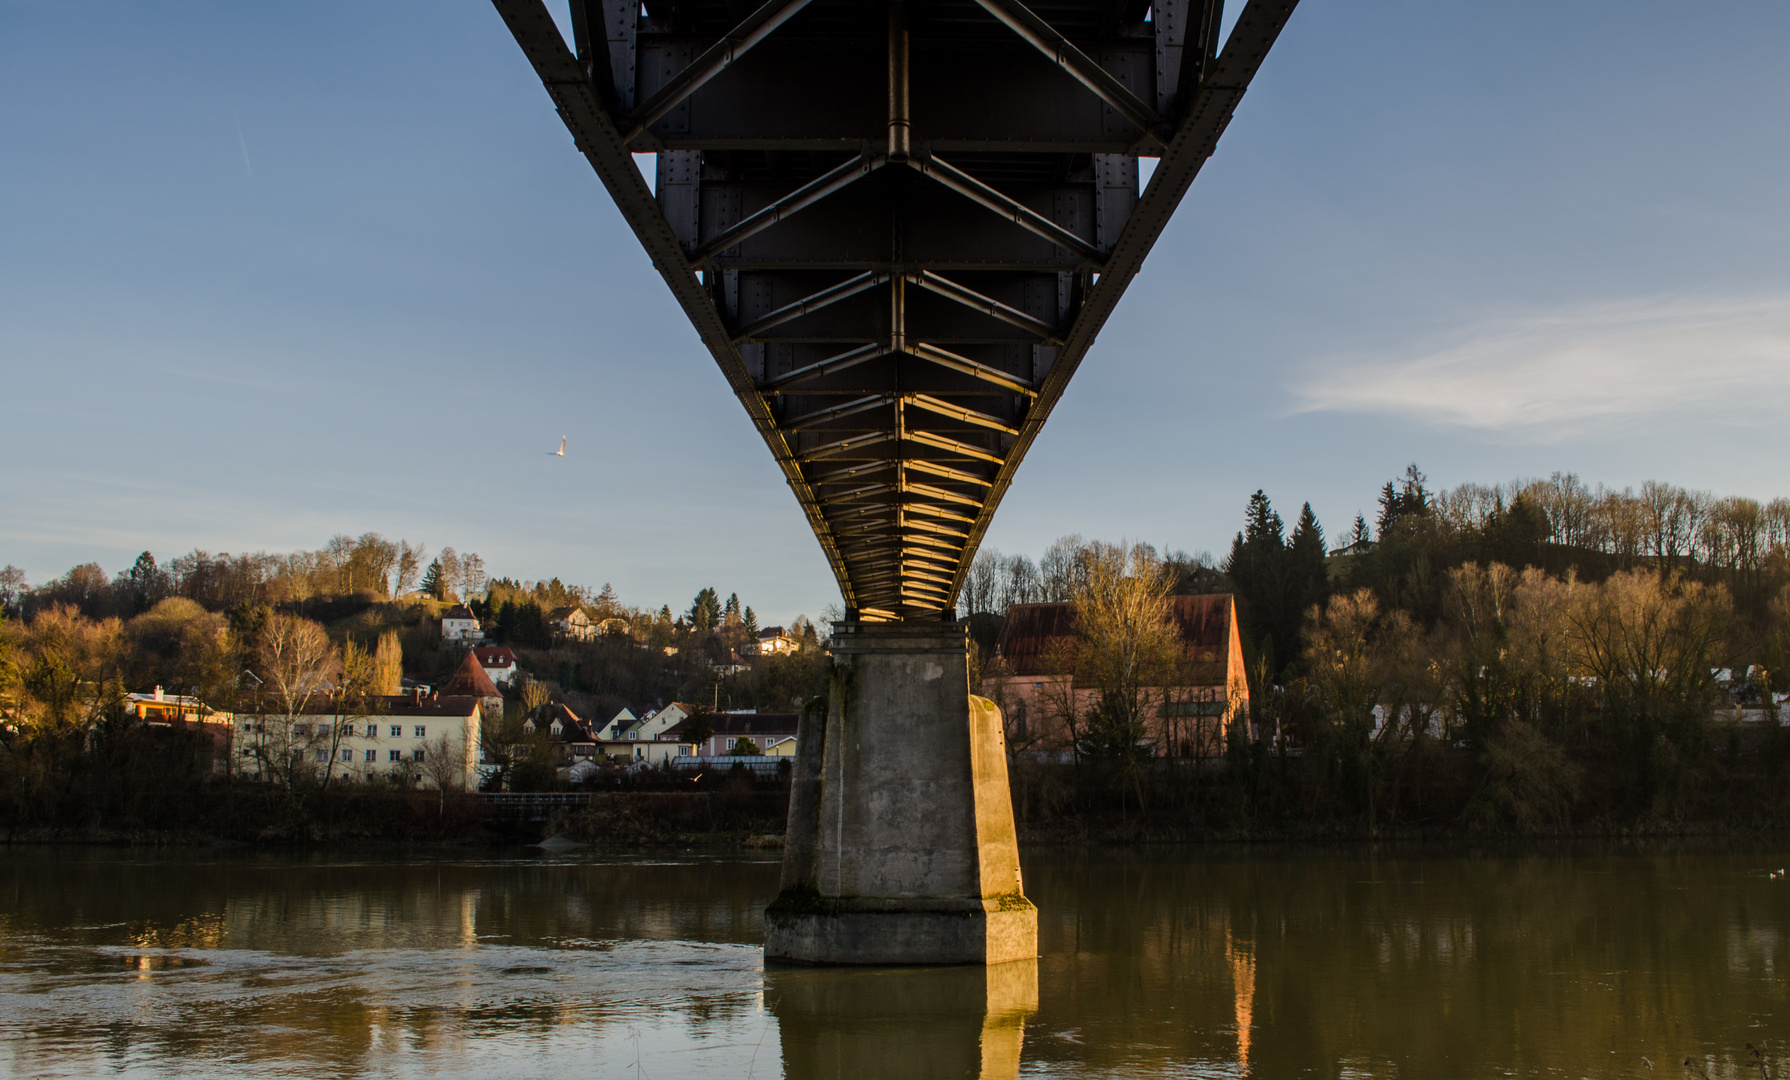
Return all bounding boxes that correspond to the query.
[548,436,566,457]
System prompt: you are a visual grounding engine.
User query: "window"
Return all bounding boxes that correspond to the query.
[413,749,426,762]
[293,723,310,735]
[240,748,252,757]
[365,749,377,763]
[390,724,402,737]
[389,750,402,762]
[725,738,736,750]
[341,749,354,762]
[367,723,380,737]
[317,723,331,736]
[414,726,427,738]
[315,749,328,762]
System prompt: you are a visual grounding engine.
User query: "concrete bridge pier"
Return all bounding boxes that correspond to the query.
[764,621,1037,965]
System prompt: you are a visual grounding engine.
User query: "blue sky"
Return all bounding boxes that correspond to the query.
[3,1,1788,624]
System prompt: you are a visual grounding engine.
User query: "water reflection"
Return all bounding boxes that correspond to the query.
[769,959,1038,1080]
[0,843,1783,1079]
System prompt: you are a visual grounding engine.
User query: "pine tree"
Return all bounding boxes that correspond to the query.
[689,588,721,631]
[1224,490,1295,680]
[420,558,444,600]
[1288,502,1329,624]
[743,605,759,636]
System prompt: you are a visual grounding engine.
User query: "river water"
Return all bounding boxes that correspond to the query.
[0,843,1783,1079]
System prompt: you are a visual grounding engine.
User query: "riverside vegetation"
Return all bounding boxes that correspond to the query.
[4,466,1790,845]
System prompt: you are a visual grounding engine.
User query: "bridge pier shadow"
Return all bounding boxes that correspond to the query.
[767,959,1039,1080]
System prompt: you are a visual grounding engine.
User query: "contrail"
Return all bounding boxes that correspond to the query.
[236,116,252,177]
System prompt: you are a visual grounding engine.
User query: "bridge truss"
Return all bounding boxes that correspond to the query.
[494,0,1298,620]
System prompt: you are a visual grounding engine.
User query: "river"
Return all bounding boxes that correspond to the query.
[0,843,1782,1078]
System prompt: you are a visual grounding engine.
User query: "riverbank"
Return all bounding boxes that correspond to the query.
[5,746,1788,849]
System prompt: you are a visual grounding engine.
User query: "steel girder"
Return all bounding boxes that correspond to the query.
[493,0,1299,621]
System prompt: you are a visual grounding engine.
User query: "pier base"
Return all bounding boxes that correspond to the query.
[764,621,1037,965]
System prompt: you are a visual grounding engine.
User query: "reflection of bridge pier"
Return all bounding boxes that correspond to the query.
[770,959,1039,1080]
[767,623,1035,964]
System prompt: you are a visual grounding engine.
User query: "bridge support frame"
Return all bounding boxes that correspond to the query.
[765,621,1036,965]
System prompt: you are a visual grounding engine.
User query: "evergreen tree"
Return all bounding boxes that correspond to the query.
[743,605,759,636]
[1224,490,1296,680]
[689,588,721,631]
[1288,502,1329,622]
[420,558,445,600]
[123,551,169,614]
[1349,514,1372,548]
[724,592,741,622]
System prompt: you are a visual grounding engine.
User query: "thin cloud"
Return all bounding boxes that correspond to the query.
[1289,294,1790,433]
[236,116,252,177]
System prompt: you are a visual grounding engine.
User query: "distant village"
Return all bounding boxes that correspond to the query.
[8,461,1790,831]
[123,590,1258,794]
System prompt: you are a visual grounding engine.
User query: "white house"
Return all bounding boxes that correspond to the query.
[470,645,521,687]
[622,702,694,742]
[593,703,698,765]
[551,606,596,642]
[234,693,483,790]
[593,708,635,741]
[746,626,800,656]
[441,605,484,644]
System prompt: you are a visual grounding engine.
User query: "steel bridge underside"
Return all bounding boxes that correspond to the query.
[495,0,1297,621]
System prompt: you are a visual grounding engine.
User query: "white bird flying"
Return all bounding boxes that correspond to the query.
[548,436,566,457]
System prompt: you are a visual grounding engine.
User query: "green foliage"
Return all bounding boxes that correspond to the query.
[689,588,721,632]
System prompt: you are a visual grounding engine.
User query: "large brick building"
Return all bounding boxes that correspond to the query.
[979,594,1250,759]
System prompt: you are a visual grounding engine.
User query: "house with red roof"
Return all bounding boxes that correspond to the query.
[979,594,1250,760]
[470,646,520,687]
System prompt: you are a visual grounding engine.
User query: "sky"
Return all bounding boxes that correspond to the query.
[3,1,1788,625]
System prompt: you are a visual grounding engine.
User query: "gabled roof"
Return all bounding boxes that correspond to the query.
[993,595,1239,678]
[530,702,595,742]
[443,605,477,621]
[443,651,501,698]
[991,603,1078,677]
[757,626,789,639]
[664,712,799,740]
[471,646,518,666]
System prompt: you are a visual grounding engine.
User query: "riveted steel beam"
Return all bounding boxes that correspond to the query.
[762,342,892,392]
[969,0,1175,147]
[906,393,1022,437]
[732,271,890,343]
[904,271,1061,344]
[622,0,816,144]
[905,342,1036,397]
[904,155,1105,266]
[692,153,888,265]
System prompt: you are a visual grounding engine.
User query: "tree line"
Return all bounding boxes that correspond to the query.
[971,468,1790,833]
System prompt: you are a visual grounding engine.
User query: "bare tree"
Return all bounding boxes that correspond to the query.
[1070,542,1180,768]
[1039,535,1091,602]
[394,541,426,599]
[250,613,336,789]
[458,553,486,602]
[419,732,467,814]
[960,547,1002,617]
